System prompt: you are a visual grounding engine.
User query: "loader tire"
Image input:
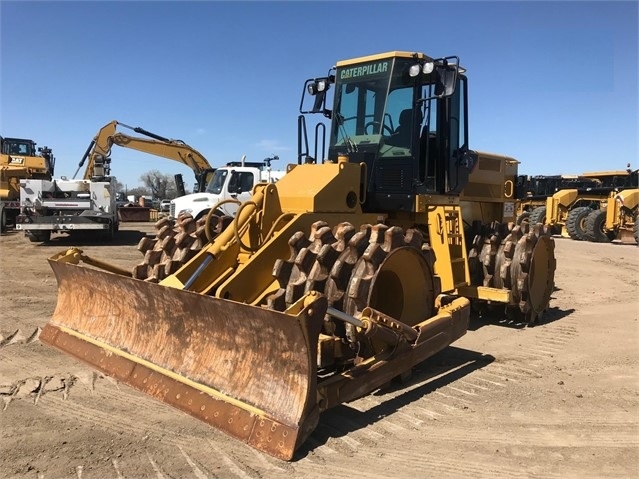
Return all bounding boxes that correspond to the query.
[516,211,530,225]
[584,209,612,243]
[0,204,6,233]
[634,214,638,245]
[528,206,546,226]
[565,206,592,241]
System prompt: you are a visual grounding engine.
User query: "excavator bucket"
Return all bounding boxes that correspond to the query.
[40,260,327,461]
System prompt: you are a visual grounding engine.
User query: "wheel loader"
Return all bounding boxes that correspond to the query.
[528,169,635,240]
[40,51,556,460]
[513,174,601,225]
[583,186,638,244]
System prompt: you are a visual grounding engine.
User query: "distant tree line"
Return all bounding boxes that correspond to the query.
[118,170,182,200]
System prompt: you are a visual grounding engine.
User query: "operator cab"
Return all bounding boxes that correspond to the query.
[300,51,477,213]
[1,138,37,157]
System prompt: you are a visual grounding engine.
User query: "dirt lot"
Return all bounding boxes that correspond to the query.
[1,223,637,479]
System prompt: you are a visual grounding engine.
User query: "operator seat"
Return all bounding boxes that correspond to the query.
[387,109,422,149]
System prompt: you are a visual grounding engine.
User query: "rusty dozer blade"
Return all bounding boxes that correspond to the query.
[40,259,326,461]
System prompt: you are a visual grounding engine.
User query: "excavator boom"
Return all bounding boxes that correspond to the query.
[76,121,215,191]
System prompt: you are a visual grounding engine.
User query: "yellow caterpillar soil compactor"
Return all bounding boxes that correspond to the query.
[40,51,556,460]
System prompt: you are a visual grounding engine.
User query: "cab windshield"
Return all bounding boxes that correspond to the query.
[205,169,228,194]
[330,57,423,153]
[2,140,36,156]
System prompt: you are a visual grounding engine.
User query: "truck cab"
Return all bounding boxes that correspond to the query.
[170,159,286,219]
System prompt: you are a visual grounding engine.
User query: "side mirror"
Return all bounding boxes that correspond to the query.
[434,64,458,98]
[415,56,462,104]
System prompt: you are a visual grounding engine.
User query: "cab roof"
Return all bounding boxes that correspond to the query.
[336,51,433,67]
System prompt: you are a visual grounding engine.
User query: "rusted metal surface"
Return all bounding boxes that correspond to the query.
[118,206,151,222]
[42,216,475,460]
[41,323,306,460]
[318,297,470,409]
[42,260,326,460]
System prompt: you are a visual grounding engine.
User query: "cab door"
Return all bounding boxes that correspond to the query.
[221,169,255,216]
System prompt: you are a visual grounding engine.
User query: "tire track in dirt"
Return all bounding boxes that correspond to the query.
[8,318,588,479]
[285,316,588,472]
[356,447,563,479]
[41,394,198,449]
[0,374,75,411]
[0,327,42,348]
[294,359,500,464]
[498,314,580,367]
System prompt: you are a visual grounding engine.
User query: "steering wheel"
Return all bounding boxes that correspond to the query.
[365,121,394,136]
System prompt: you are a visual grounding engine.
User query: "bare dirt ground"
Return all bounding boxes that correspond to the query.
[1,223,638,479]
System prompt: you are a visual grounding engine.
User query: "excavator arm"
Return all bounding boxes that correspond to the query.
[75,121,215,191]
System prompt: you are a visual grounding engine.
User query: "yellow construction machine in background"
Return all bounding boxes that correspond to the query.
[40,51,557,460]
[528,169,636,240]
[73,120,216,192]
[15,121,217,242]
[586,186,638,244]
[0,136,55,231]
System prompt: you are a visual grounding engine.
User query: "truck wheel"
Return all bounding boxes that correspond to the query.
[0,205,6,233]
[565,206,592,240]
[528,206,546,226]
[102,221,116,242]
[27,231,51,243]
[584,209,612,243]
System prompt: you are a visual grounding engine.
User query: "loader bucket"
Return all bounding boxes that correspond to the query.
[40,260,326,460]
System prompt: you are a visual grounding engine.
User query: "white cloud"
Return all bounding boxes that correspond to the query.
[253,139,292,152]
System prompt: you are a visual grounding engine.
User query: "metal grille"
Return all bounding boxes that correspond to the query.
[376,165,408,191]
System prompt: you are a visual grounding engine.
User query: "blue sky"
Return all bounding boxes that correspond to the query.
[1,1,637,191]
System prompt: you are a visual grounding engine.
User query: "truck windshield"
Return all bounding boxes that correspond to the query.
[205,169,227,194]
